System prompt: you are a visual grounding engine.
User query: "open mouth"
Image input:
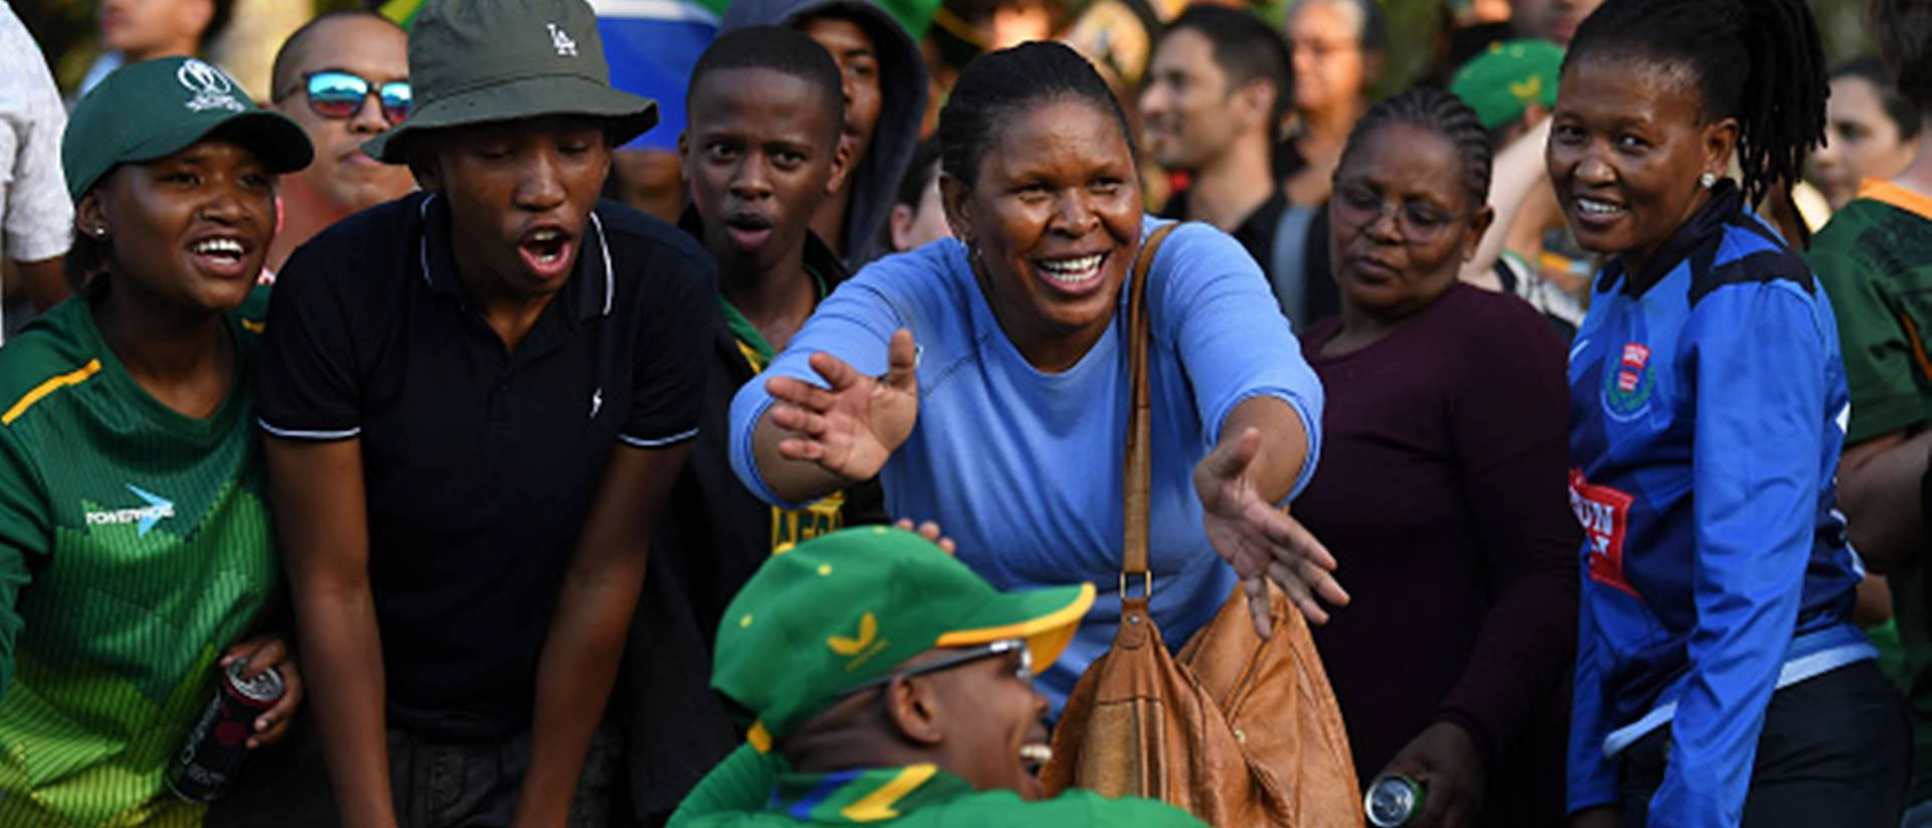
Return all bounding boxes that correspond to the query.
[1033,252,1109,295]
[188,236,251,278]
[724,214,775,252]
[1019,742,1052,774]
[519,227,576,280]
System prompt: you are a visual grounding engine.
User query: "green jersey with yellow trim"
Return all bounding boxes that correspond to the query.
[671,746,1205,827]
[0,290,277,827]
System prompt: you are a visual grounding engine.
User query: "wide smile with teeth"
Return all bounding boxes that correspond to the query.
[192,238,244,259]
[1020,743,1052,771]
[1576,197,1625,217]
[1037,253,1104,285]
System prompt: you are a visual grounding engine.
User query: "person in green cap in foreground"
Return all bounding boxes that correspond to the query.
[256,0,713,825]
[0,55,312,826]
[669,526,1205,826]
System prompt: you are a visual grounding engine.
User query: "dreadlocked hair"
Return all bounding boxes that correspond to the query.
[1340,87,1494,208]
[1564,0,1827,206]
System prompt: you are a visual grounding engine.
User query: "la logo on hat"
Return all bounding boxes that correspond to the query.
[177,59,244,114]
[546,22,578,57]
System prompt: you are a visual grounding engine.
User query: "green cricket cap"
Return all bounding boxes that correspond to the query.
[1450,39,1566,131]
[363,0,660,163]
[62,57,313,202]
[715,527,1095,751]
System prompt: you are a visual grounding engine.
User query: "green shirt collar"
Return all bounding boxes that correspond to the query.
[719,266,829,369]
[769,764,973,823]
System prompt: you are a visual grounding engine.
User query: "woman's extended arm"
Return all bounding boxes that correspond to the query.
[746,329,920,504]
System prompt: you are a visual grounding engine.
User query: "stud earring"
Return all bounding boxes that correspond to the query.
[91,226,107,238]
[1698,172,1718,189]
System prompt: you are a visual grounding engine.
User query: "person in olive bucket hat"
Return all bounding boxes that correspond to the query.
[666,527,1206,827]
[255,0,716,825]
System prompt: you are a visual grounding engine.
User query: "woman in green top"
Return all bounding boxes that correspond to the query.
[0,57,312,826]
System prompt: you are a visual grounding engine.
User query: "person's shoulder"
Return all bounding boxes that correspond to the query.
[595,199,713,273]
[1154,218,1248,262]
[1688,216,1819,309]
[281,192,429,294]
[846,239,971,303]
[0,301,105,430]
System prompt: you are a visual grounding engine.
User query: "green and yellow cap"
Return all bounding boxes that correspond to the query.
[62,57,313,202]
[714,527,1095,751]
[1449,39,1566,131]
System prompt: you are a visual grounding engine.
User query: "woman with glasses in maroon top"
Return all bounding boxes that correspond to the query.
[1293,87,1580,827]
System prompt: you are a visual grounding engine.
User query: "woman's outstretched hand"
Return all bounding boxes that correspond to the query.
[1195,427,1349,637]
[765,329,920,484]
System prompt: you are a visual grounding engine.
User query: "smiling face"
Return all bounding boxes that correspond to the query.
[1140,28,1248,172]
[799,15,883,180]
[1328,121,1489,322]
[923,647,1052,800]
[273,15,414,218]
[1810,75,1918,209]
[683,66,843,278]
[81,138,275,314]
[416,117,612,300]
[1547,55,1735,273]
[942,97,1141,371]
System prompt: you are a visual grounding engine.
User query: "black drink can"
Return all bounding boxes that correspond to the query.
[168,659,283,802]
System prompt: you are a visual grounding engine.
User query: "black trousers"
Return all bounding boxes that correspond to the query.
[1617,659,1910,828]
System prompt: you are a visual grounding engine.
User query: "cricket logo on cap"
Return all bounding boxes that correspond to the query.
[178,59,244,114]
[828,612,889,671]
[546,23,579,57]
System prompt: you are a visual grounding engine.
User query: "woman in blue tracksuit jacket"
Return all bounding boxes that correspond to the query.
[1550,1,1910,826]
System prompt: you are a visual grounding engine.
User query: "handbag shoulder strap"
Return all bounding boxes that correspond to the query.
[1124,222,1179,581]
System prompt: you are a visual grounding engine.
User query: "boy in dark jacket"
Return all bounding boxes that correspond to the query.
[623,26,886,823]
[721,0,928,270]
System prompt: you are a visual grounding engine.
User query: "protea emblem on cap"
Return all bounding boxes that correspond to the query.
[177,59,244,114]
[546,23,579,57]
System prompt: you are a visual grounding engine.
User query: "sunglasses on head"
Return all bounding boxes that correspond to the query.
[287,70,411,126]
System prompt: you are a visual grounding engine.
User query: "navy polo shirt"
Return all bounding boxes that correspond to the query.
[257,191,714,740]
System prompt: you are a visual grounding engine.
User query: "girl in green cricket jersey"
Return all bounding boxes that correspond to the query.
[0,57,312,826]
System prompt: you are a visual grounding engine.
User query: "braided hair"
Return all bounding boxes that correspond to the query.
[1339,87,1494,208]
[938,41,1135,188]
[1563,0,1827,206]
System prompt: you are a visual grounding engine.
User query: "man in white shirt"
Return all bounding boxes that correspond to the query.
[0,3,75,343]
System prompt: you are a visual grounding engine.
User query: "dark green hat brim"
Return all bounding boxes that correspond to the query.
[71,110,313,202]
[362,74,659,163]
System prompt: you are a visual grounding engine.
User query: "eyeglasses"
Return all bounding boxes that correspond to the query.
[281,70,411,126]
[842,638,1032,695]
[1333,181,1464,245]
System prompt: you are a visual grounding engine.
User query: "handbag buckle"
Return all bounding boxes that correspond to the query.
[1119,571,1154,601]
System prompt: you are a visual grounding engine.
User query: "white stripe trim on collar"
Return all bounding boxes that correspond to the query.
[589,211,613,317]
[259,418,362,440]
[619,427,698,448]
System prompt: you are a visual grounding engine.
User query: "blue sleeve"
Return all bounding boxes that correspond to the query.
[1567,577,1619,813]
[727,250,929,509]
[1653,284,1827,826]
[1155,222,1325,497]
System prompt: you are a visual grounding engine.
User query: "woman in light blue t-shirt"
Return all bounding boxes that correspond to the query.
[727,41,1341,707]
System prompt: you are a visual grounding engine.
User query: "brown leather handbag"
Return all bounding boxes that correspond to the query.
[1038,224,1364,827]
